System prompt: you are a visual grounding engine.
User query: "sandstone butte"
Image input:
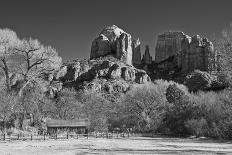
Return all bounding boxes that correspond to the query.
[47,25,219,96]
[155,31,216,73]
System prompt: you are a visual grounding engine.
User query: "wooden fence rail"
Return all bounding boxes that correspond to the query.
[0,132,134,141]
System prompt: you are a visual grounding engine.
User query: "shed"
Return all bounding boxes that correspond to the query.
[46,119,90,135]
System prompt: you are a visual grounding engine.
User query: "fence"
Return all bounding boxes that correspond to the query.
[0,132,133,141]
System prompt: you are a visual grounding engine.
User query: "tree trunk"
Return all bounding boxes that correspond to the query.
[1,58,10,92]
[3,117,7,135]
[18,80,31,97]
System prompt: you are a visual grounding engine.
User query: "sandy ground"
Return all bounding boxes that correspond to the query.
[0,137,232,155]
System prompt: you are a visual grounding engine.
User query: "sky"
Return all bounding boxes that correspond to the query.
[0,0,232,61]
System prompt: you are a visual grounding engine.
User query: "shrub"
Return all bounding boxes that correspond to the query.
[166,84,186,104]
[185,118,208,137]
[183,90,232,139]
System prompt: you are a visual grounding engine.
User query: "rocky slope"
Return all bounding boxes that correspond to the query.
[50,56,150,95]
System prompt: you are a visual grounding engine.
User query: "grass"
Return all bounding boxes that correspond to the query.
[0,137,232,155]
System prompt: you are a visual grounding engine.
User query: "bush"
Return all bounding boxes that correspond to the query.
[192,90,232,139]
[166,84,186,104]
[185,118,208,137]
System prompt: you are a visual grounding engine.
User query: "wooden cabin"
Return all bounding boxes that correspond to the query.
[46,119,90,135]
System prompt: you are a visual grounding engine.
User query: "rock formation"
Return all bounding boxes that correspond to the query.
[184,70,226,92]
[142,45,152,65]
[46,25,154,96]
[155,32,216,73]
[90,25,132,65]
[132,38,141,65]
[52,56,150,94]
[37,26,225,98]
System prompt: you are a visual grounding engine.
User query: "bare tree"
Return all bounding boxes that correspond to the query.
[14,38,62,96]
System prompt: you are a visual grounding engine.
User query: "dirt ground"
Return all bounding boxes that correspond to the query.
[0,137,232,155]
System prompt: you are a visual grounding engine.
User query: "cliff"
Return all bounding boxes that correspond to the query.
[90,25,132,65]
[155,31,216,73]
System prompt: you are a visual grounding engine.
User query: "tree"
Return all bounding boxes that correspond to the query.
[123,83,167,133]
[78,90,115,132]
[0,29,19,91]
[0,29,63,130]
[192,90,232,139]
[45,88,83,120]
[0,90,17,132]
[166,84,185,104]
[214,23,232,75]
[165,84,193,135]
[14,38,62,96]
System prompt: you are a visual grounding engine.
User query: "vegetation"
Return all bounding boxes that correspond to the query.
[1,24,232,140]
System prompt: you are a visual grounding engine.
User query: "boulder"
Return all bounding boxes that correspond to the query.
[54,66,68,80]
[54,61,82,82]
[112,79,129,92]
[184,70,221,92]
[108,64,121,79]
[104,83,113,93]
[121,67,136,81]
[90,25,133,65]
[135,71,151,84]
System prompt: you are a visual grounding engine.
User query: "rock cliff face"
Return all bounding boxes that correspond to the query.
[52,56,150,94]
[49,28,219,96]
[46,25,153,96]
[132,38,141,65]
[142,45,152,65]
[155,32,216,73]
[90,25,132,65]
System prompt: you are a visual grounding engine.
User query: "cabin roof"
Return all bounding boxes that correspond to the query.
[46,119,90,128]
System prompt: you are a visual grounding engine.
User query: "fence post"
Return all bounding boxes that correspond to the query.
[44,133,46,140]
[86,133,88,139]
[18,134,20,140]
[56,133,57,140]
[31,134,33,141]
[3,134,5,141]
[67,133,68,139]
[77,134,78,139]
